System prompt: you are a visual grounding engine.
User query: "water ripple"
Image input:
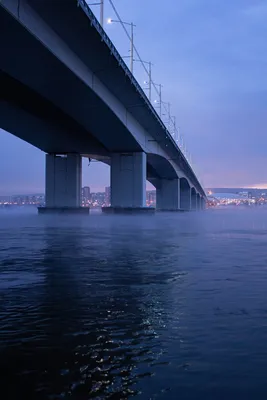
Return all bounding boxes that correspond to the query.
[1,209,267,398]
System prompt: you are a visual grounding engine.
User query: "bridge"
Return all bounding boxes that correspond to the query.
[1,0,206,213]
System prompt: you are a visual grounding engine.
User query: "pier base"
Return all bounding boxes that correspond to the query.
[156,209,185,212]
[38,207,89,215]
[102,207,155,214]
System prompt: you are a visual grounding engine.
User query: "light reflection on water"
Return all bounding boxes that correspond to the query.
[1,208,267,399]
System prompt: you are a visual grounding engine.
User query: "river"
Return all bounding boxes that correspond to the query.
[1,207,267,399]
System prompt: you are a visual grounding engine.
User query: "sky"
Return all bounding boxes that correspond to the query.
[1,0,267,194]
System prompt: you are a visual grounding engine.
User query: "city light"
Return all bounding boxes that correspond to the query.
[0,188,158,209]
[206,190,267,208]
[2,189,267,210]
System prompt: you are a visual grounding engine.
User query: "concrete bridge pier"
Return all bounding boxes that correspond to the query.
[39,154,88,214]
[156,179,180,211]
[180,178,191,211]
[196,193,201,210]
[191,188,197,211]
[103,152,153,213]
[201,197,206,210]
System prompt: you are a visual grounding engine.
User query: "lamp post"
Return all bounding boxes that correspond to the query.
[146,61,152,102]
[171,115,176,138]
[154,83,162,117]
[135,60,152,101]
[88,0,104,27]
[171,117,180,149]
[161,101,171,130]
[100,0,104,27]
[177,126,181,147]
[107,18,136,73]
[180,134,184,153]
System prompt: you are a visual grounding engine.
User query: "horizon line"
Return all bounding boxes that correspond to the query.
[1,186,267,197]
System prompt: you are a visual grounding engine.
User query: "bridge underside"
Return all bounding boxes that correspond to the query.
[1,5,183,183]
[0,0,206,212]
[1,72,109,156]
[0,5,142,154]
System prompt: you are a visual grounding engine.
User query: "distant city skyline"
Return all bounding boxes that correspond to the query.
[0,187,158,208]
[2,184,267,197]
[1,0,267,192]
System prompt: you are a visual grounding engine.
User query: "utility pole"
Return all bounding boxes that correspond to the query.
[167,102,171,130]
[136,59,153,101]
[158,84,162,118]
[107,19,136,74]
[172,116,176,139]
[100,0,104,27]
[148,61,152,101]
[88,1,104,27]
[130,22,134,73]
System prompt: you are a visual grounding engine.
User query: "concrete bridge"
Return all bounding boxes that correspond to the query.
[1,0,206,212]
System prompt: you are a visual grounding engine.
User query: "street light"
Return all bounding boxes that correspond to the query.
[135,60,152,101]
[154,83,163,118]
[107,18,136,73]
[171,116,180,149]
[171,115,177,139]
[161,101,171,129]
[180,135,187,158]
[88,0,104,27]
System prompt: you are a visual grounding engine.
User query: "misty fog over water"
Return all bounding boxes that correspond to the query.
[1,208,267,399]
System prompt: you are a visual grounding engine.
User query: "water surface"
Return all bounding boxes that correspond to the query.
[1,208,267,399]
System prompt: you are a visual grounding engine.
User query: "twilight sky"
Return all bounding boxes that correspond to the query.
[1,0,267,194]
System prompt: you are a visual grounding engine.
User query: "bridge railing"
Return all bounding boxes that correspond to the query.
[77,0,205,195]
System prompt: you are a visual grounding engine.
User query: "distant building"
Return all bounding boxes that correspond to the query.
[82,186,91,205]
[212,192,256,206]
[0,194,44,206]
[105,186,111,206]
[0,196,12,204]
[238,191,249,199]
[146,190,156,206]
[91,192,105,207]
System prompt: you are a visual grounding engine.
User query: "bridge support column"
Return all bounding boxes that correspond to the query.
[156,179,180,211]
[196,194,201,210]
[201,197,206,210]
[104,152,152,213]
[39,154,88,214]
[180,179,191,211]
[191,190,197,211]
